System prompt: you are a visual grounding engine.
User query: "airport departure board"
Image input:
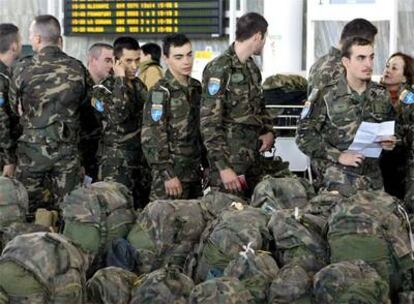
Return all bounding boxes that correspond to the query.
[63,0,224,37]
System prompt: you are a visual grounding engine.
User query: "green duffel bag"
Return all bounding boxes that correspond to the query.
[127,199,206,274]
[251,176,314,211]
[268,264,312,304]
[61,181,136,255]
[189,277,254,304]
[268,208,327,275]
[327,190,414,294]
[0,177,28,227]
[86,266,138,304]
[313,260,390,304]
[0,232,87,303]
[187,205,272,283]
[130,265,194,304]
[224,249,279,303]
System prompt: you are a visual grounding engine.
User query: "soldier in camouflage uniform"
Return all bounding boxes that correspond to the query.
[0,24,21,178]
[307,18,377,95]
[200,12,275,197]
[142,34,206,200]
[92,37,150,208]
[80,43,113,181]
[306,19,378,188]
[9,15,89,215]
[297,37,396,193]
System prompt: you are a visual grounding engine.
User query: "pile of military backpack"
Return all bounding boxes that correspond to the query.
[0,175,414,303]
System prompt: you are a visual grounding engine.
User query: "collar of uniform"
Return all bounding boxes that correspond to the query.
[329,46,341,59]
[139,59,161,73]
[164,69,198,91]
[334,73,352,98]
[227,43,246,69]
[0,59,9,75]
[37,45,62,57]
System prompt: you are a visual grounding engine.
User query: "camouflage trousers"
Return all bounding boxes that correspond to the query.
[98,146,151,209]
[149,169,202,201]
[323,159,383,195]
[16,141,81,217]
[208,127,264,199]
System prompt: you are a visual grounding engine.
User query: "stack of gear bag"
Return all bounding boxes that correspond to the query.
[61,181,136,260]
[0,177,48,251]
[262,74,307,136]
[0,232,87,303]
[127,199,206,274]
[327,190,414,295]
[127,191,246,274]
[186,204,272,283]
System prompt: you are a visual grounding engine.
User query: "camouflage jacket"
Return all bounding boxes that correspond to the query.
[9,46,89,145]
[141,70,205,181]
[92,75,147,151]
[297,75,395,163]
[200,44,274,171]
[0,60,19,164]
[308,46,343,95]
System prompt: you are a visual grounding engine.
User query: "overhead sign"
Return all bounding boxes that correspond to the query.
[63,0,224,37]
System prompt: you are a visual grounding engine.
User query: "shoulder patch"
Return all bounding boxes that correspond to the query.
[0,92,4,107]
[300,100,312,119]
[91,97,104,112]
[207,77,221,96]
[150,104,163,121]
[150,90,165,121]
[308,88,319,103]
[401,89,414,105]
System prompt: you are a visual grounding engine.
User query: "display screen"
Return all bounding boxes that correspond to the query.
[64,0,224,37]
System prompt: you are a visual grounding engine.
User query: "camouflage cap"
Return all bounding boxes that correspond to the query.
[262,74,307,91]
[0,177,29,227]
[189,277,254,304]
[313,260,390,304]
[86,267,138,304]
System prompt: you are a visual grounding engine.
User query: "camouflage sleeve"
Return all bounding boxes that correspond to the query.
[200,63,233,171]
[261,99,276,136]
[8,63,23,118]
[296,94,342,162]
[141,86,175,179]
[92,76,130,124]
[0,77,15,164]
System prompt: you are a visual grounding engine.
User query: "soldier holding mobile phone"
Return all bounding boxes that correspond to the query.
[91,36,150,208]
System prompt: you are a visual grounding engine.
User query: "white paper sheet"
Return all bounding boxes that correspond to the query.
[347,121,395,158]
